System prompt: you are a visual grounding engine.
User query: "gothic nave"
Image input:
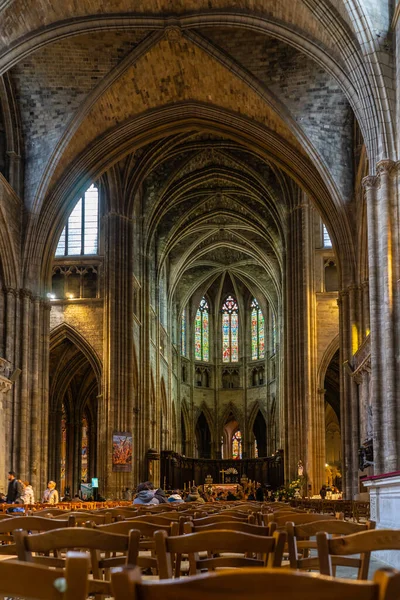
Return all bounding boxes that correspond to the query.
[0,1,398,517]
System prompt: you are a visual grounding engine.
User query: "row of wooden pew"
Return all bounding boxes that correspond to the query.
[0,501,399,600]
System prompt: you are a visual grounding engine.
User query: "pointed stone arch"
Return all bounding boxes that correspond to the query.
[50,323,102,387]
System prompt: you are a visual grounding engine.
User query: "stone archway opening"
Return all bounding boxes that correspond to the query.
[323,349,341,491]
[49,336,98,498]
[195,412,211,459]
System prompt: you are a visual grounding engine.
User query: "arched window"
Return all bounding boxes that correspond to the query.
[222,295,239,363]
[271,312,277,354]
[251,298,265,360]
[81,415,89,482]
[323,223,332,248]
[60,403,67,497]
[55,184,99,256]
[195,297,209,361]
[232,430,242,459]
[181,310,186,357]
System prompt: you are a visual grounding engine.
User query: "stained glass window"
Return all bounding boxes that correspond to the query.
[195,297,209,361]
[222,295,239,363]
[56,184,99,256]
[60,403,67,496]
[251,298,265,360]
[181,310,186,357]
[81,416,88,482]
[254,439,259,458]
[232,430,242,459]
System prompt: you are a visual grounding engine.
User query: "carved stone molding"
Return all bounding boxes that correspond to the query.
[164,25,183,42]
[0,357,11,379]
[0,377,12,393]
[376,159,396,176]
[362,175,379,190]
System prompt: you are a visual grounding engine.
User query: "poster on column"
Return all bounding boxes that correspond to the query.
[112,432,133,472]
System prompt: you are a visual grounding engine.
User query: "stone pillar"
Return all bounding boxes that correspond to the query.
[363,162,400,474]
[102,211,135,497]
[0,358,13,484]
[284,194,322,492]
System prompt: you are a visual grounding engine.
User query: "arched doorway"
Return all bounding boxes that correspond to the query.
[222,412,241,459]
[49,328,99,498]
[195,412,211,459]
[323,349,341,490]
[253,410,267,458]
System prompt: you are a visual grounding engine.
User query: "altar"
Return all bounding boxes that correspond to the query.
[205,483,239,493]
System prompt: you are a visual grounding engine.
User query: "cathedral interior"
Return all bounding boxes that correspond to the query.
[0,0,398,501]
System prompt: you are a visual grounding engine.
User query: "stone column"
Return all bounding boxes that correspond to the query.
[363,162,400,474]
[0,358,13,484]
[284,194,321,492]
[102,211,135,497]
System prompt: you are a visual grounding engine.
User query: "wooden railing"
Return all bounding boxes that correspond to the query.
[289,499,370,521]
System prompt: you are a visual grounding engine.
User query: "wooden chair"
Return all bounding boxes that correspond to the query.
[0,515,76,555]
[184,520,274,536]
[32,508,69,517]
[270,512,337,528]
[111,564,400,600]
[93,520,179,572]
[14,526,140,594]
[287,519,375,575]
[55,511,112,525]
[0,551,90,600]
[154,528,286,579]
[190,514,255,526]
[317,529,400,579]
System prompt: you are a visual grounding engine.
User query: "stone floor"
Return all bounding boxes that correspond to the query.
[336,554,391,580]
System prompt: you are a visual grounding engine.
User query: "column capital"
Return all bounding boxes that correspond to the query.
[362,175,379,189]
[376,159,397,176]
[0,377,12,393]
[0,357,12,379]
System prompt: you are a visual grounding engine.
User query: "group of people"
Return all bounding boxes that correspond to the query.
[131,481,270,505]
[0,471,60,506]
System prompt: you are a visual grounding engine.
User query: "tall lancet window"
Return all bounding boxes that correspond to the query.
[222,295,239,363]
[55,184,99,256]
[181,310,187,357]
[195,297,209,361]
[251,298,265,360]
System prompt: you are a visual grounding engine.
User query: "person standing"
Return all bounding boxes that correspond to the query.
[256,482,264,502]
[23,481,35,504]
[6,471,24,504]
[42,481,59,504]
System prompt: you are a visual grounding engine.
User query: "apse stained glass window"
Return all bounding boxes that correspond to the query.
[222,295,239,363]
[323,224,332,248]
[60,403,67,496]
[195,297,209,361]
[232,430,242,459]
[81,416,88,482]
[181,310,187,357]
[251,298,265,360]
[55,184,99,256]
[254,439,259,458]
